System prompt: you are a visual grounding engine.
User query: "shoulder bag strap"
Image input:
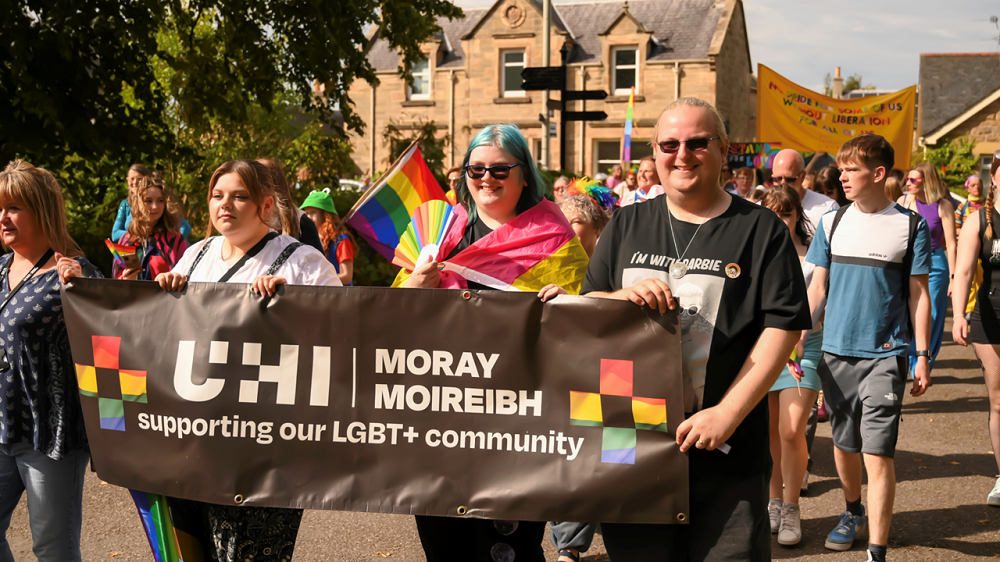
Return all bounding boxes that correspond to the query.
[218,232,280,283]
[264,242,304,277]
[186,239,214,278]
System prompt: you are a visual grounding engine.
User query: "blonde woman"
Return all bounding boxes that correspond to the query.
[0,160,102,562]
[898,162,957,370]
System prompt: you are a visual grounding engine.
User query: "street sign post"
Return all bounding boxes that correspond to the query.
[521,67,565,91]
[521,45,609,170]
[564,111,608,122]
[563,90,608,101]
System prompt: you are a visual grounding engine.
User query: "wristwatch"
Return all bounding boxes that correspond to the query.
[916,350,930,358]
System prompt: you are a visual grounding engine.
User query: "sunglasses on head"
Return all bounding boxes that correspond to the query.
[656,136,720,154]
[465,163,519,180]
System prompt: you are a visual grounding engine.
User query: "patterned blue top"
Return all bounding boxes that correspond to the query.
[0,254,102,459]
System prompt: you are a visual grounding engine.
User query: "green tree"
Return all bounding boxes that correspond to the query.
[823,73,876,96]
[912,136,979,195]
[2,0,462,275]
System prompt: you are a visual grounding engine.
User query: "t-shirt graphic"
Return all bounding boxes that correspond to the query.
[806,202,931,358]
[583,195,811,475]
[623,269,723,411]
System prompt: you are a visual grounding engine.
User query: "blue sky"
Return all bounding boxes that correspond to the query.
[452,0,1000,92]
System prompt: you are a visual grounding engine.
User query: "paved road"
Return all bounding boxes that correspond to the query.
[6,320,1000,560]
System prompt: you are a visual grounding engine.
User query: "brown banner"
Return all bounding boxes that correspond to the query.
[61,279,688,524]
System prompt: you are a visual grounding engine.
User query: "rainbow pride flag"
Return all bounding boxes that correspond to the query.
[130,491,207,562]
[622,86,635,163]
[391,199,589,294]
[105,239,143,268]
[344,142,447,261]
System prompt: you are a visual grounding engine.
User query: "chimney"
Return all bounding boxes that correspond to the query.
[832,66,844,99]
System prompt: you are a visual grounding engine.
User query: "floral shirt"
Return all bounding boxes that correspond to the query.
[0,254,102,459]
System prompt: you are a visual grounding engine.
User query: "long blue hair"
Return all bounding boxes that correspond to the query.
[456,124,548,222]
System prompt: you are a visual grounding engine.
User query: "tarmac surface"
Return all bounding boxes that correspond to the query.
[6,317,1000,561]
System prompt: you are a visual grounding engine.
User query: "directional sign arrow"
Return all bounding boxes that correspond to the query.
[520,67,564,91]
[563,111,608,122]
[563,90,608,101]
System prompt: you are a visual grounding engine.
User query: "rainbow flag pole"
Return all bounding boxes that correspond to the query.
[622,86,635,165]
[344,138,448,262]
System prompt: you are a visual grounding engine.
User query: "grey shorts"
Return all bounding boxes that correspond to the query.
[817,352,907,457]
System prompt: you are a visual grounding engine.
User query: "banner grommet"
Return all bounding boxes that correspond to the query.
[461,290,471,300]
[457,506,468,516]
[234,494,244,504]
[676,513,686,522]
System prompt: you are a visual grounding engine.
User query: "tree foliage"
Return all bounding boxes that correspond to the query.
[822,73,876,96]
[912,136,979,194]
[1,0,462,278]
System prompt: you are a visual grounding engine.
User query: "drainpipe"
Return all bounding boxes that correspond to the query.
[673,62,681,100]
[541,0,551,169]
[449,69,456,168]
[369,84,377,174]
[578,67,586,175]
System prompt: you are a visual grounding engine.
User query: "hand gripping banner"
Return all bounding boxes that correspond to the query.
[62,279,687,524]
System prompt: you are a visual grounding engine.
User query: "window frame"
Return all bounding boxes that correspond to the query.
[594,140,622,177]
[407,57,431,101]
[611,46,639,96]
[982,153,995,185]
[501,49,527,98]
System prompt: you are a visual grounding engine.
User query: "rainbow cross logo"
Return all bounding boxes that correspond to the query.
[74,336,147,431]
[569,359,668,464]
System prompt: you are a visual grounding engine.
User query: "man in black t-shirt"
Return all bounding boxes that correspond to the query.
[583,97,811,561]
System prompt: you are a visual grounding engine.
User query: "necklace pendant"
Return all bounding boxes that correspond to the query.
[669,261,688,279]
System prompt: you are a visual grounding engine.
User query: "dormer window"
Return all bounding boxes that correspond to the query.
[502,50,526,98]
[408,57,431,100]
[612,46,639,95]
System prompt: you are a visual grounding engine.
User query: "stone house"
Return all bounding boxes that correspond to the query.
[348,0,754,176]
[918,53,1000,182]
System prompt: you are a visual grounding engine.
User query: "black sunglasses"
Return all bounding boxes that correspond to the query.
[772,174,801,184]
[656,136,720,154]
[465,163,519,180]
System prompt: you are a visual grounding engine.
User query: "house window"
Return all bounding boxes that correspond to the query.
[627,140,653,169]
[612,46,639,95]
[502,50,526,97]
[408,57,430,100]
[595,140,621,177]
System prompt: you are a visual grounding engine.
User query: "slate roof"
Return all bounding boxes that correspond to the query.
[919,53,1000,135]
[365,0,725,71]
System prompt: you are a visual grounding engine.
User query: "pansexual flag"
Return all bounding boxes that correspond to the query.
[390,199,590,294]
[344,142,448,261]
[622,86,635,163]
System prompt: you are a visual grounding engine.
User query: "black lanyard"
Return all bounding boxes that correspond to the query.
[0,249,55,315]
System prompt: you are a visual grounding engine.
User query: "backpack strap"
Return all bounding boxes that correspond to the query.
[186,239,214,278]
[901,208,920,338]
[264,242,304,277]
[824,204,852,297]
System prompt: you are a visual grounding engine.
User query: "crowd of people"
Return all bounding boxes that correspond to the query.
[0,94,998,562]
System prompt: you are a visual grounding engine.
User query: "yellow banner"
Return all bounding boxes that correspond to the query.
[757,64,916,171]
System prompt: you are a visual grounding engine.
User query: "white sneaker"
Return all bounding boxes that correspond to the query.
[768,498,782,534]
[777,503,802,545]
[989,476,1000,507]
[801,470,810,493]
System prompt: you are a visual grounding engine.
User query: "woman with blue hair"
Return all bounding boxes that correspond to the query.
[394,124,589,560]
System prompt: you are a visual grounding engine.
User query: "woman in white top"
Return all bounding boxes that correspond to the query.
[156,159,340,562]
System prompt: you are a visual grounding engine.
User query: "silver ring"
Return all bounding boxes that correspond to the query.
[696,440,705,447]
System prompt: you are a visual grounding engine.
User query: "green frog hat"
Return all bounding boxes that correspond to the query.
[300,188,338,215]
